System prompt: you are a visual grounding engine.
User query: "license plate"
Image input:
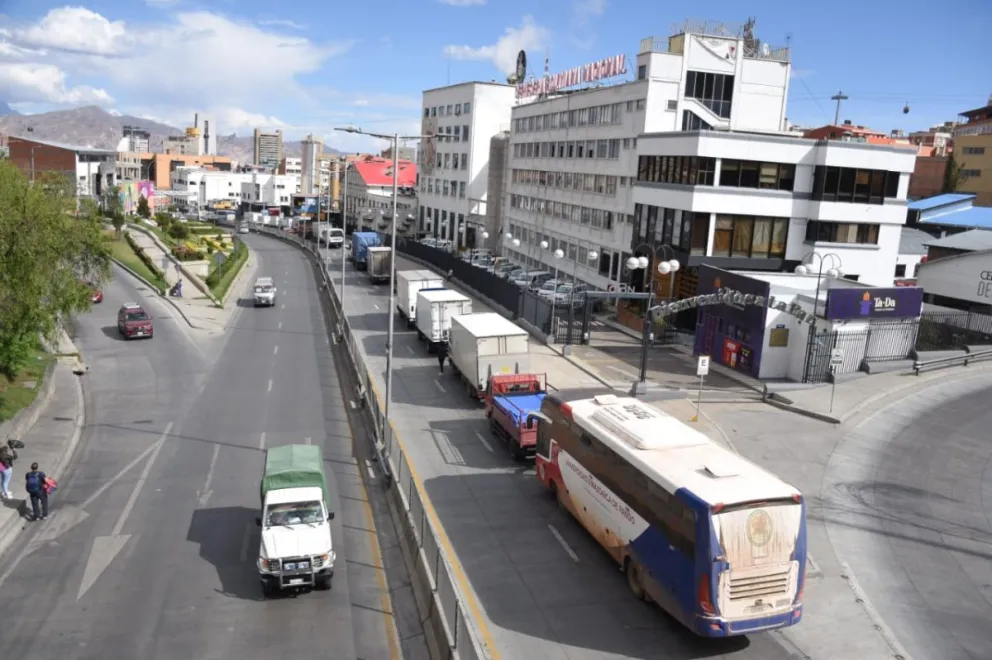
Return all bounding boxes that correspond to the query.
[134,332,144,336]
[288,578,304,585]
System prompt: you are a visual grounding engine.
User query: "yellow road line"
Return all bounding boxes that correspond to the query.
[359,491,403,660]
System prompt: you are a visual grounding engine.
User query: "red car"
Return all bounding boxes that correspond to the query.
[117,303,153,340]
[91,288,104,303]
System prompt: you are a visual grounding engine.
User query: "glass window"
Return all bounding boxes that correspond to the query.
[712,216,733,257]
[720,159,740,186]
[690,213,709,255]
[751,218,772,258]
[732,216,753,256]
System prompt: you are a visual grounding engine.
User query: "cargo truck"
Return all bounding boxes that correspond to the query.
[484,373,548,459]
[448,312,530,399]
[366,246,392,283]
[415,289,472,351]
[256,444,336,597]
[351,232,381,270]
[396,270,444,326]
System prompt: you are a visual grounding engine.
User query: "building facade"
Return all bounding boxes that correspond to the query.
[7,136,116,199]
[301,135,323,195]
[122,126,150,153]
[170,168,295,212]
[419,81,516,249]
[115,151,142,182]
[953,100,992,206]
[344,156,418,235]
[503,21,792,290]
[254,129,284,169]
[631,130,917,291]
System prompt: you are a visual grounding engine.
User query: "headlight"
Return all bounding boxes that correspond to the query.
[258,558,280,571]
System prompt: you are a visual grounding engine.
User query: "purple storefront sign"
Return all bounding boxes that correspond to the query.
[693,265,771,378]
[824,287,924,321]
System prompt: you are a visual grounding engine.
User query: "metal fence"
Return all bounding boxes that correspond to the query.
[803,320,918,383]
[258,226,487,660]
[916,310,992,351]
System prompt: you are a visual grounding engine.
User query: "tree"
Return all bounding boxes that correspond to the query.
[137,195,151,219]
[104,184,124,237]
[942,152,962,194]
[0,162,111,376]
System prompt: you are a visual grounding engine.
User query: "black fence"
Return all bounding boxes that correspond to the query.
[803,320,919,384]
[916,310,992,351]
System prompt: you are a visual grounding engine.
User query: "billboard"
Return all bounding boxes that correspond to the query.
[119,180,155,214]
[292,196,317,216]
[516,54,628,99]
[824,287,924,321]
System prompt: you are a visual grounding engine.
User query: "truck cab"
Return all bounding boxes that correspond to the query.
[256,445,336,597]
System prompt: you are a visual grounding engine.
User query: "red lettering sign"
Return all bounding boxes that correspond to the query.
[516,54,627,99]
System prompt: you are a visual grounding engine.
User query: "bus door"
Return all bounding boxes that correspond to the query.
[534,421,559,487]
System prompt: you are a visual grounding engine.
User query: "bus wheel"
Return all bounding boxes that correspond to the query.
[624,557,647,601]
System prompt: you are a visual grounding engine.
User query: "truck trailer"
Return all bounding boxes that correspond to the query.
[396,270,444,325]
[366,246,392,283]
[448,312,530,398]
[415,289,472,351]
[350,232,380,270]
[484,373,548,459]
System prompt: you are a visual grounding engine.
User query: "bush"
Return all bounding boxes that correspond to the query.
[205,240,246,288]
[168,223,191,240]
[206,245,215,255]
[172,245,205,261]
[125,232,166,280]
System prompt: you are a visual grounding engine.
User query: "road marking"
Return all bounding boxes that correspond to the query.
[434,380,446,392]
[267,379,273,392]
[239,523,252,562]
[280,304,285,310]
[304,436,312,445]
[406,346,415,355]
[278,321,283,330]
[79,437,162,509]
[548,524,579,562]
[258,432,267,450]
[373,304,379,310]
[198,443,220,506]
[474,431,494,453]
[273,345,279,355]
[114,423,172,536]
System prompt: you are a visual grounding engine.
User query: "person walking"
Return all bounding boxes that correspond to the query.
[25,463,49,521]
[0,443,17,499]
[436,341,448,374]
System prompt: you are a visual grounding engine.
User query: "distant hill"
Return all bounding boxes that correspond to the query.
[0,105,341,161]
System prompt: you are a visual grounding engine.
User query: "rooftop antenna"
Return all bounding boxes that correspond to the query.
[830,90,849,125]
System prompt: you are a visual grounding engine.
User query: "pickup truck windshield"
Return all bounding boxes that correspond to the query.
[265,501,323,526]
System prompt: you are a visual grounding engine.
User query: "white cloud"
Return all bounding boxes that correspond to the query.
[8,7,130,56]
[322,119,423,155]
[0,62,112,105]
[124,105,288,133]
[439,0,486,6]
[443,16,549,74]
[258,19,307,30]
[572,0,607,24]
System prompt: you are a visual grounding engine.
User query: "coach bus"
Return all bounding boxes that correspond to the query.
[532,390,807,637]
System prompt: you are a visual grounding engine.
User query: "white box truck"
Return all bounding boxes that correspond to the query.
[396,270,444,326]
[367,246,392,283]
[449,313,530,397]
[415,289,472,350]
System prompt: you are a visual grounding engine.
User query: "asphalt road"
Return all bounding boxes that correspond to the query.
[0,237,400,660]
[822,372,992,660]
[325,247,799,660]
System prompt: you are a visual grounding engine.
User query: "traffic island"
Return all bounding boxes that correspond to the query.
[104,230,168,295]
[206,239,250,305]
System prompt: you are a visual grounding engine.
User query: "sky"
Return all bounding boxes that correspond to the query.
[0,0,988,154]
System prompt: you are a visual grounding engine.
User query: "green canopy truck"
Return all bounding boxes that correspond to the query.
[256,444,336,596]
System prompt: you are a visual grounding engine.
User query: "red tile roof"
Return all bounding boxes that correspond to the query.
[352,156,416,187]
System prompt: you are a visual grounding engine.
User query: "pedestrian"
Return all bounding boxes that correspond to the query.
[0,442,17,499]
[25,462,49,521]
[436,341,448,374]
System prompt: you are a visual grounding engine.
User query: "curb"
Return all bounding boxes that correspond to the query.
[219,249,257,309]
[111,258,201,330]
[0,360,58,442]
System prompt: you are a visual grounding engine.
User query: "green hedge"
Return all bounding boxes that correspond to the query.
[206,240,248,299]
[125,232,167,281]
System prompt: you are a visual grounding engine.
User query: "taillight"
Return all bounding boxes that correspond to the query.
[698,573,715,616]
[794,563,806,605]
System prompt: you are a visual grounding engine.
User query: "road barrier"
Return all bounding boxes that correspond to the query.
[257,226,491,660]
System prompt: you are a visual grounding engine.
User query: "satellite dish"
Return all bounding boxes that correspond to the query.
[515,50,527,83]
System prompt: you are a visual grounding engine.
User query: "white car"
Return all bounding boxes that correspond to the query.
[253,276,277,307]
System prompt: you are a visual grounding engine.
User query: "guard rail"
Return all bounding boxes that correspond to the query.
[913,346,992,375]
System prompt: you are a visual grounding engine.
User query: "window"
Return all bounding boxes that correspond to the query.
[681,110,712,131]
[690,212,709,255]
[684,70,734,118]
[961,169,982,178]
[804,221,880,245]
[462,153,468,170]
[637,156,716,186]
[712,215,789,258]
[638,64,647,80]
[812,166,899,203]
[895,264,907,278]
[463,102,471,114]
[962,146,985,155]
[720,159,795,191]
[635,99,646,110]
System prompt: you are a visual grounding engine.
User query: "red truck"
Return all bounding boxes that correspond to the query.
[484,374,548,460]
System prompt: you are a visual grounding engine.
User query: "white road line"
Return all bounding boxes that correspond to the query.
[239,523,252,562]
[373,304,379,310]
[273,345,279,355]
[80,437,162,509]
[304,436,312,445]
[202,443,220,494]
[474,431,495,453]
[434,380,446,392]
[406,346,415,355]
[267,379,273,392]
[112,422,173,537]
[258,432,267,450]
[548,524,579,562]
[277,321,283,330]
[280,304,285,310]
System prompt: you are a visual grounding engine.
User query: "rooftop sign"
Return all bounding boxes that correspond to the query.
[515,54,628,99]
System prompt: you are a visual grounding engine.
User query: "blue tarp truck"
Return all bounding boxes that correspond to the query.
[351,232,381,270]
[484,373,547,460]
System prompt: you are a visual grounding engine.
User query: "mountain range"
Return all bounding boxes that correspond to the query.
[0,105,341,162]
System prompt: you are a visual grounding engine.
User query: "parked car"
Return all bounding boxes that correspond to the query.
[553,283,589,308]
[536,278,565,303]
[117,303,153,339]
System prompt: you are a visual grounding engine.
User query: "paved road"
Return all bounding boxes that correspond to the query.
[822,372,992,660]
[0,238,400,660]
[325,247,799,660]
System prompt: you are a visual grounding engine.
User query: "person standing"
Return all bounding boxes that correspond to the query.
[25,462,48,521]
[0,443,17,499]
[436,341,448,374]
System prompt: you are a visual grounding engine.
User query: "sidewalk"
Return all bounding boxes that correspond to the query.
[0,336,85,558]
[124,227,257,335]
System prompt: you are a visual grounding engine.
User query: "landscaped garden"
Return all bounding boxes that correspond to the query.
[141,213,236,263]
[103,228,168,294]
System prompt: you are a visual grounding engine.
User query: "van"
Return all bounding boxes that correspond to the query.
[511,270,551,291]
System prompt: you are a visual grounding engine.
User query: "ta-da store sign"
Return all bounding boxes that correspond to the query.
[515,54,629,99]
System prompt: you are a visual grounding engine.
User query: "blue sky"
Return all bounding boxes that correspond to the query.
[0,0,987,153]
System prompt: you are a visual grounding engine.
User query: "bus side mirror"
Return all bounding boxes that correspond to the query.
[255,517,262,527]
[328,512,335,521]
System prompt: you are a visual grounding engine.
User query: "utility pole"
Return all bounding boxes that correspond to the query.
[831,91,849,125]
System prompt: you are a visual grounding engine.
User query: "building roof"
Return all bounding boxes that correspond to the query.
[907,193,976,211]
[10,135,115,155]
[898,227,933,255]
[923,229,992,252]
[351,157,416,187]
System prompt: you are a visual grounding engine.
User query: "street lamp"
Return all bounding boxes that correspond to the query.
[626,244,681,393]
[794,252,843,330]
[333,126,436,448]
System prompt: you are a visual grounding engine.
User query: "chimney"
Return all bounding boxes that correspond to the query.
[194,113,199,128]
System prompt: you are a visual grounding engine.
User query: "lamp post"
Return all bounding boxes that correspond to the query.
[539,241,565,336]
[333,126,435,446]
[794,252,843,331]
[339,164,348,326]
[626,244,681,394]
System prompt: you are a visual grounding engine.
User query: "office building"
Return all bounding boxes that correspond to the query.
[254,129,284,169]
[344,156,418,235]
[122,125,150,153]
[419,81,516,249]
[953,98,992,206]
[7,136,116,198]
[301,134,323,195]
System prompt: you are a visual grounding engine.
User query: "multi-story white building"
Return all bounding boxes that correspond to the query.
[240,173,296,206]
[632,131,917,292]
[170,168,296,211]
[419,81,516,249]
[503,20,792,290]
[344,156,418,235]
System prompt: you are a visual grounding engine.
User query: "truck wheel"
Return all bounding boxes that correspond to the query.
[624,557,648,601]
[511,441,526,462]
[316,575,333,590]
[261,582,276,599]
